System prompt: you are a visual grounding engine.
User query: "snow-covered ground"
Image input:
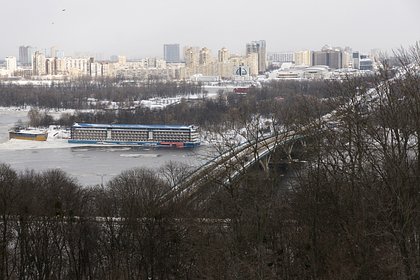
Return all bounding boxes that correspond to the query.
[0,106,32,112]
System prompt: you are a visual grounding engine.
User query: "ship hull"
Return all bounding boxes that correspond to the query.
[9,131,48,141]
[68,139,200,148]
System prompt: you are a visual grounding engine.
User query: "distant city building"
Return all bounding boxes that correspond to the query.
[312,51,328,66]
[294,50,312,66]
[370,48,383,62]
[164,44,180,63]
[341,51,352,68]
[147,57,157,68]
[304,65,331,79]
[118,55,127,65]
[199,47,212,65]
[5,56,17,75]
[56,50,65,58]
[19,45,34,65]
[184,46,200,68]
[46,57,57,75]
[48,46,64,59]
[218,47,230,63]
[90,61,103,78]
[268,52,294,64]
[359,55,374,71]
[312,46,343,69]
[32,51,46,75]
[246,40,267,73]
[246,53,259,76]
[50,46,57,58]
[352,52,360,69]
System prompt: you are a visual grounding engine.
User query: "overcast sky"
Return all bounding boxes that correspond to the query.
[1,0,419,59]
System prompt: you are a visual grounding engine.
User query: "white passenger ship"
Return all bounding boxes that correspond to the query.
[68,123,200,148]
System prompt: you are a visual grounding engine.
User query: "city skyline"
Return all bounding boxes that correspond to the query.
[1,0,419,59]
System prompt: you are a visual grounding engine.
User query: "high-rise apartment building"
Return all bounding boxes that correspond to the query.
[164,44,180,63]
[312,51,328,66]
[246,53,259,76]
[46,58,57,75]
[218,47,230,63]
[5,56,17,74]
[56,50,65,58]
[50,46,58,58]
[268,52,294,64]
[199,47,212,65]
[359,54,374,71]
[246,40,267,73]
[19,45,34,65]
[184,46,199,68]
[294,50,312,66]
[32,51,46,75]
[312,48,343,69]
[352,52,360,69]
[118,55,127,65]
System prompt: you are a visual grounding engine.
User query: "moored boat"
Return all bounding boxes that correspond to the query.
[68,123,200,148]
[9,129,48,141]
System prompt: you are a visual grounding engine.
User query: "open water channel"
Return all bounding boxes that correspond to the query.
[0,109,209,186]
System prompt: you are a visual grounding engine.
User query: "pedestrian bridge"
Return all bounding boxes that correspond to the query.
[160,129,308,205]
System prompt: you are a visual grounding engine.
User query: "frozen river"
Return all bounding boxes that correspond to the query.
[0,109,209,186]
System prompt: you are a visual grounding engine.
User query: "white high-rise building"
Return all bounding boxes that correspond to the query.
[46,58,57,75]
[32,51,46,76]
[184,47,200,68]
[218,47,230,63]
[246,53,259,76]
[268,52,294,63]
[118,55,127,65]
[50,46,57,58]
[199,47,212,65]
[5,56,17,75]
[294,50,312,66]
[246,40,267,73]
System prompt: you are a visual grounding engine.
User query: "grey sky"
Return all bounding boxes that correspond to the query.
[1,0,419,59]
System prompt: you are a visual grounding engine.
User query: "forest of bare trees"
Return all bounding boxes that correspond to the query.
[1,45,420,279]
[0,79,202,109]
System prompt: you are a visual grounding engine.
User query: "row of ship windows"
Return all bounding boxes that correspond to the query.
[73,134,106,138]
[74,132,191,137]
[112,132,188,135]
[113,132,147,134]
[112,129,192,133]
[151,134,190,137]
[74,131,193,136]
[75,129,192,133]
[73,137,190,142]
[73,134,190,140]
[112,134,147,137]
[74,132,106,135]
[73,137,105,140]
[73,134,193,141]
[112,137,190,141]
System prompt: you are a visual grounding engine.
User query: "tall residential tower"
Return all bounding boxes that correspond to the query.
[163,44,180,63]
[246,40,267,73]
[19,45,34,66]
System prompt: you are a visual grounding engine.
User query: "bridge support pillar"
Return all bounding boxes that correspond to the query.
[286,139,306,161]
[259,154,271,174]
[287,144,293,161]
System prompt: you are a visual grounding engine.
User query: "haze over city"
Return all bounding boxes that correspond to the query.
[1,0,419,58]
